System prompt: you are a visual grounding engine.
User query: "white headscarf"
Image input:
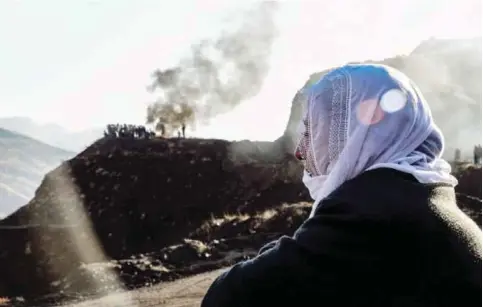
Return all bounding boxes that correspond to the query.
[295,64,457,218]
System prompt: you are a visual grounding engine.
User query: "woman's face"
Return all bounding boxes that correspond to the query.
[294,120,307,156]
[294,99,333,177]
[294,115,320,177]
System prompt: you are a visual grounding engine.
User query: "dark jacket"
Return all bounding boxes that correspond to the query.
[201,168,482,307]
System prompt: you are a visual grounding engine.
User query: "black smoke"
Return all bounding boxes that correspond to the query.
[146,2,279,135]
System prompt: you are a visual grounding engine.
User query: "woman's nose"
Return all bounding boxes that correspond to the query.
[295,149,303,160]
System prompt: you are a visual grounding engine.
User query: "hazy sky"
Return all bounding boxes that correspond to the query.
[0,0,480,141]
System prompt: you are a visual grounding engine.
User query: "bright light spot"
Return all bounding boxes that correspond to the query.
[380,89,407,113]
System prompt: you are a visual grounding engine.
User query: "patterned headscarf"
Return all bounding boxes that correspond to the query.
[295,64,457,218]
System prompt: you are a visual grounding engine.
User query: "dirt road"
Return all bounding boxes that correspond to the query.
[59,268,226,307]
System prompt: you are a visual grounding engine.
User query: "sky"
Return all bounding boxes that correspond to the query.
[0,0,481,141]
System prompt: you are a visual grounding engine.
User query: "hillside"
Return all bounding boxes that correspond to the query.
[0,128,74,216]
[0,117,103,152]
[282,37,482,158]
[0,137,307,302]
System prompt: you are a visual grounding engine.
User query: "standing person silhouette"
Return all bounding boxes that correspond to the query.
[201,64,482,307]
[474,145,482,164]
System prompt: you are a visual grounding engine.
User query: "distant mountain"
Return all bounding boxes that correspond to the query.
[396,37,481,158]
[0,128,74,216]
[0,117,103,152]
[282,37,482,160]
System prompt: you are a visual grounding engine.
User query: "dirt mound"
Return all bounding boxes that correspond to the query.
[0,137,307,302]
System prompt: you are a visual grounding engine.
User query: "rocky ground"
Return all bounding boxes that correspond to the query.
[61,269,227,307]
[2,269,226,307]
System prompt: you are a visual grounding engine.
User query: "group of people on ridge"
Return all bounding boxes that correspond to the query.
[103,122,187,139]
[103,123,154,139]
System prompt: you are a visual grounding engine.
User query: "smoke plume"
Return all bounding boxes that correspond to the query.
[146,2,279,134]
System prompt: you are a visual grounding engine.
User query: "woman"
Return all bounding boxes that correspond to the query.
[201,64,482,306]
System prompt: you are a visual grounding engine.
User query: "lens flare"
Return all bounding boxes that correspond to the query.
[380,89,407,113]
